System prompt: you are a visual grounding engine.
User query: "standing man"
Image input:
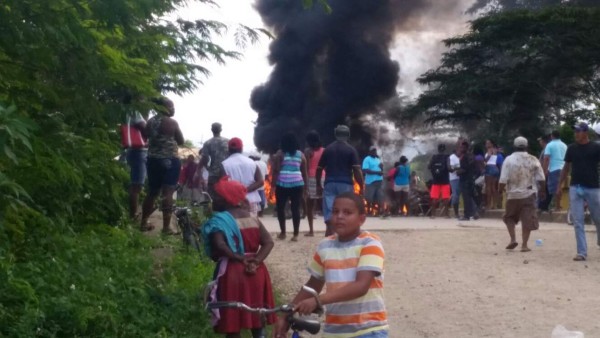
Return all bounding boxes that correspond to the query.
[199,122,229,197]
[456,141,479,221]
[362,146,384,216]
[316,125,364,236]
[220,137,264,216]
[448,145,462,219]
[556,122,600,261]
[428,144,450,218]
[541,130,567,211]
[499,137,545,252]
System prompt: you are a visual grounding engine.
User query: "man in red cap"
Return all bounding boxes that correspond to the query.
[220,137,264,216]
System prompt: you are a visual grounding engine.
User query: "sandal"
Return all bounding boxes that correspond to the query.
[520,247,532,252]
[573,255,586,261]
[277,233,286,240]
[505,242,518,250]
[304,232,315,237]
[140,224,155,232]
[290,236,298,242]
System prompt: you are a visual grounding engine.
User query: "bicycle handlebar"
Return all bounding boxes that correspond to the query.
[205,286,323,334]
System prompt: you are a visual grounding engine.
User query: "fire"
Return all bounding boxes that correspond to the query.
[264,162,276,205]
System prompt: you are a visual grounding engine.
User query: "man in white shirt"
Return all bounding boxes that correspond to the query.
[448,147,462,218]
[220,138,264,215]
[499,136,546,252]
[250,152,268,217]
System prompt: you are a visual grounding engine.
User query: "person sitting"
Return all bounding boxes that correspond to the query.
[202,177,276,338]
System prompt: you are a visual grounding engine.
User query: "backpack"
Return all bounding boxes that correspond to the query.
[430,154,448,181]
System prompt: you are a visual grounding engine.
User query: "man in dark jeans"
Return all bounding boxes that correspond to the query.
[457,141,479,221]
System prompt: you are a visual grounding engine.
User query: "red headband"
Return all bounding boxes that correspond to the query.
[214,176,247,206]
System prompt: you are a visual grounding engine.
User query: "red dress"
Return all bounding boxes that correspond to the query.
[215,217,275,333]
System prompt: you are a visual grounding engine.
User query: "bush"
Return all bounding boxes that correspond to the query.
[0,223,218,338]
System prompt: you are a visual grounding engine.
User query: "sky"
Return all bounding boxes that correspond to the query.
[172,1,474,153]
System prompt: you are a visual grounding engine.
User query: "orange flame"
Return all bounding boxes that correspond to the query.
[265,162,276,205]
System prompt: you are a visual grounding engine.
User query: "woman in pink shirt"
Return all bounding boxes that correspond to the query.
[303,131,325,236]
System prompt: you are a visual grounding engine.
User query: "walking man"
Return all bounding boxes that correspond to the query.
[199,122,229,197]
[428,144,450,218]
[362,146,384,216]
[499,137,545,252]
[556,122,600,261]
[316,125,364,236]
[541,130,567,211]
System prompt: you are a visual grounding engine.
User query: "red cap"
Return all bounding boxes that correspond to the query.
[228,137,243,151]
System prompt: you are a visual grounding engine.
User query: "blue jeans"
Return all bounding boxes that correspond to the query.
[569,186,600,257]
[356,329,389,338]
[450,179,460,206]
[323,182,354,222]
[126,148,147,185]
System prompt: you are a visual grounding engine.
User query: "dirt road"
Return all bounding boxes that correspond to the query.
[263,216,600,337]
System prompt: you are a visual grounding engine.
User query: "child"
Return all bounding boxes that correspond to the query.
[202,177,276,338]
[273,192,388,337]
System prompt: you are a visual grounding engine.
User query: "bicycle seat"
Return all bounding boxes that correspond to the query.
[289,316,320,335]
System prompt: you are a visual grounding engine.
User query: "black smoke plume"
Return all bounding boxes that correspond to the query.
[251,0,433,153]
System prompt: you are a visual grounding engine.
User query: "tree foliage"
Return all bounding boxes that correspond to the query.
[401,6,600,144]
[0,0,262,335]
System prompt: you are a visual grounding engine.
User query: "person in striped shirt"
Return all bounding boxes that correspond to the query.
[274,192,388,338]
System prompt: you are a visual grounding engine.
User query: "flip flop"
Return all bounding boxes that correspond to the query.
[304,232,315,237]
[140,224,155,232]
[520,247,532,252]
[506,242,518,250]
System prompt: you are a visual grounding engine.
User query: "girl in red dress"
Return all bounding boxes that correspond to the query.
[203,177,276,338]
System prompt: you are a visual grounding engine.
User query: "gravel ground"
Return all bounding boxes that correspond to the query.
[264,227,600,338]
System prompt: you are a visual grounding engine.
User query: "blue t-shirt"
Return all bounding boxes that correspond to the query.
[394,165,410,186]
[362,156,383,184]
[544,139,567,172]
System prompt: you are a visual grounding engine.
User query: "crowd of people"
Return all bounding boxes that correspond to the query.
[122,101,600,336]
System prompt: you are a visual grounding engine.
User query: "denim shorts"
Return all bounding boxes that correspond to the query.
[126,148,147,185]
[323,182,354,222]
[147,157,181,194]
[484,165,500,177]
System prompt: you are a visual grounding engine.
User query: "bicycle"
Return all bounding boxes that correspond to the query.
[174,191,212,251]
[205,285,323,338]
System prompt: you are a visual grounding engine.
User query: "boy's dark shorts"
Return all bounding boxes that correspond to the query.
[147,157,181,194]
[503,194,539,231]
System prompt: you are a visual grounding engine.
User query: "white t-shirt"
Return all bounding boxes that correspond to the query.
[222,153,261,203]
[486,154,497,165]
[499,152,545,200]
[449,153,460,181]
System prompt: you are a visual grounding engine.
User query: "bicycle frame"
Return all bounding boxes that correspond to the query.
[205,286,322,338]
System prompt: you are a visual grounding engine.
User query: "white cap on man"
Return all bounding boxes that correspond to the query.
[513,136,528,149]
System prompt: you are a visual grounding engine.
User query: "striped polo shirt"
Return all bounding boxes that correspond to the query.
[308,232,388,337]
[276,150,304,188]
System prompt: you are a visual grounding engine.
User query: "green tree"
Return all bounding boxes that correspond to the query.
[400,6,600,145]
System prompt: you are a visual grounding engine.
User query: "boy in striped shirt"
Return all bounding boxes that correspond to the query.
[274,192,388,337]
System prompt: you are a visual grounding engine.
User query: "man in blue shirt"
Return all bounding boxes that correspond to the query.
[362,146,384,216]
[541,130,567,211]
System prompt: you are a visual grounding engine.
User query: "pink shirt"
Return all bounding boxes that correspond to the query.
[308,147,324,177]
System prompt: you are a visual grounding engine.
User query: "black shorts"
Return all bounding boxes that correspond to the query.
[147,157,181,194]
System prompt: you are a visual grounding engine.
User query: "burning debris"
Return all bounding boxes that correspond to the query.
[251,0,466,153]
